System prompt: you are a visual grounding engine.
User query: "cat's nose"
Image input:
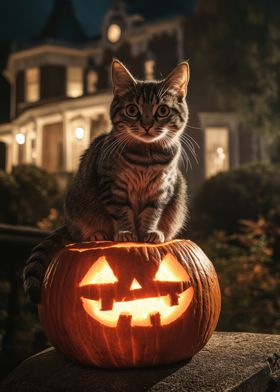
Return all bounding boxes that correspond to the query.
[143,124,152,133]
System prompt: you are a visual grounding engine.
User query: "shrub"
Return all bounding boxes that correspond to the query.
[197,218,280,333]
[192,163,280,235]
[0,165,62,227]
[0,171,19,224]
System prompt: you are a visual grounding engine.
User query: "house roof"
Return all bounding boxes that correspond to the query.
[126,0,194,22]
[10,0,195,50]
[35,0,88,45]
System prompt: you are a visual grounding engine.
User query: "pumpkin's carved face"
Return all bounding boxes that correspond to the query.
[39,240,221,368]
[79,253,194,328]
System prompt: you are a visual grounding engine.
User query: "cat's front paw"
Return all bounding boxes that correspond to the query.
[114,231,138,242]
[90,231,110,241]
[143,230,165,244]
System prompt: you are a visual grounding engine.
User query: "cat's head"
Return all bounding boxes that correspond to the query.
[110,59,189,146]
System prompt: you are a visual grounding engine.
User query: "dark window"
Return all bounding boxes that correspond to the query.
[40,65,66,100]
[0,141,6,170]
[16,71,25,104]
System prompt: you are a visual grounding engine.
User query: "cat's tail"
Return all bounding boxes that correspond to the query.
[23,226,72,304]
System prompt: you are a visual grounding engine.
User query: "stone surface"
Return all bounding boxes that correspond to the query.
[1,332,280,392]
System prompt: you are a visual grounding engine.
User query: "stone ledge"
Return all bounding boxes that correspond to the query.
[1,332,280,392]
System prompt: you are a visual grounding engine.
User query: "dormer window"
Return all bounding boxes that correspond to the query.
[67,66,83,98]
[145,60,155,80]
[25,68,40,102]
[87,71,98,94]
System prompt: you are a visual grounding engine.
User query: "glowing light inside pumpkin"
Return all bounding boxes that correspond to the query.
[154,254,189,281]
[80,256,117,285]
[67,239,182,252]
[79,253,194,328]
[130,279,142,290]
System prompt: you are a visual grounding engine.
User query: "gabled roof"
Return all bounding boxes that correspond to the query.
[126,0,195,21]
[36,0,88,46]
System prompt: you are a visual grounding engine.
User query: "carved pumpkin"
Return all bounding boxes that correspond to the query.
[38,240,221,368]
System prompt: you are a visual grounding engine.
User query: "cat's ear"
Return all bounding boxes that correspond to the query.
[162,62,190,98]
[111,59,136,96]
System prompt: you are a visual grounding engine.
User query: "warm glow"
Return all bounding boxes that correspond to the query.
[16,133,25,145]
[145,60,155,80]
[107,24,122,43]
[79,253,193,328]
[155,253,190,281]
[75,127,85,140]
[79,256,117,286]
[130,279,142,290]
[67,239,183,252]
[25,67,40,102]
[81,288,193,327]
[67,66,83,98]
[205,127,229,178]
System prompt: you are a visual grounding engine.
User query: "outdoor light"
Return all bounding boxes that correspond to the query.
[16,133,25,145]
[75,127,85,140]
[107,23,122,43]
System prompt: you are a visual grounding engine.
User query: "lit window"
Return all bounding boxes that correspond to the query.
[87,71,98,94]
[107,24,122,43]
[25,68,40,102]
[67,67,83,98]
[145,60,155,80]
[205,127,229,178]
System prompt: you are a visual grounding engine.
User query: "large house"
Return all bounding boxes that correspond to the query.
[0,0,264,193]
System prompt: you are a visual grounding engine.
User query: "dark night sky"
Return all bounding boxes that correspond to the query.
[0,0,112,41]
[0,0,113,122]
[0,0,193,122]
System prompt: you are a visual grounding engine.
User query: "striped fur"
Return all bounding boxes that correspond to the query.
[23,60,190,302]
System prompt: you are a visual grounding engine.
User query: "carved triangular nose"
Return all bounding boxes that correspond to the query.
[129,279,142,290]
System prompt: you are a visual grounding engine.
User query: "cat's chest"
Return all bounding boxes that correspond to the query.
[117,166,173,206]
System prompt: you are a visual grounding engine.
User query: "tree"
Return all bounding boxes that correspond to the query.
[192,163,280,235]
[192,0,280,137]
[198,218,280,333]
[0,165,62,227]
[12,164,61,226]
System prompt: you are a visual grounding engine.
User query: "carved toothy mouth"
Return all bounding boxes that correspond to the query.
[80,287,193,328]
[80,280,193,328]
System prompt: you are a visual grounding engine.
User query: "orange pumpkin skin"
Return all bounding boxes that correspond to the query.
[38,240,221,368]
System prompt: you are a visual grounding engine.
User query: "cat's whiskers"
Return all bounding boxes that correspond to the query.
[180,134,199,166]
[99,133,127,167]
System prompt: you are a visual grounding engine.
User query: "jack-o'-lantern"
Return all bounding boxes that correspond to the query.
[38,240,221,368]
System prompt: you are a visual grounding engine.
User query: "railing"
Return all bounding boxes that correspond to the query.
[0,224,50,382]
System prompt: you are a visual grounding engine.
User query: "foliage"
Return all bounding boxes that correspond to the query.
[0,164,62,227]
[192,0,280,137]
[0,280,48,382]
[192,163,280,235]
[0,171,19,224]
[197,217,280,333]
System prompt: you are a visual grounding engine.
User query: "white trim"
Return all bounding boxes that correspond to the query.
[13,92,112,126]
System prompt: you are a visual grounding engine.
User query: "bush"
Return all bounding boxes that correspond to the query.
[0,172,19,224]
[192,163,280,235]
[197,218,280,333]
[0,165,62,227]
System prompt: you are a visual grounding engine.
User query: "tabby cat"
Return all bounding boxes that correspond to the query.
[23,59,190,303]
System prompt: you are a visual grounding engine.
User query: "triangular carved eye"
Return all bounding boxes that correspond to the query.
[79,257,118,286]
[129,279,142,290]
[154,253,190,282]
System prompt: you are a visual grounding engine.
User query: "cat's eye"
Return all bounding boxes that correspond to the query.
[156,105,170,118]
[125,104,139,118]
